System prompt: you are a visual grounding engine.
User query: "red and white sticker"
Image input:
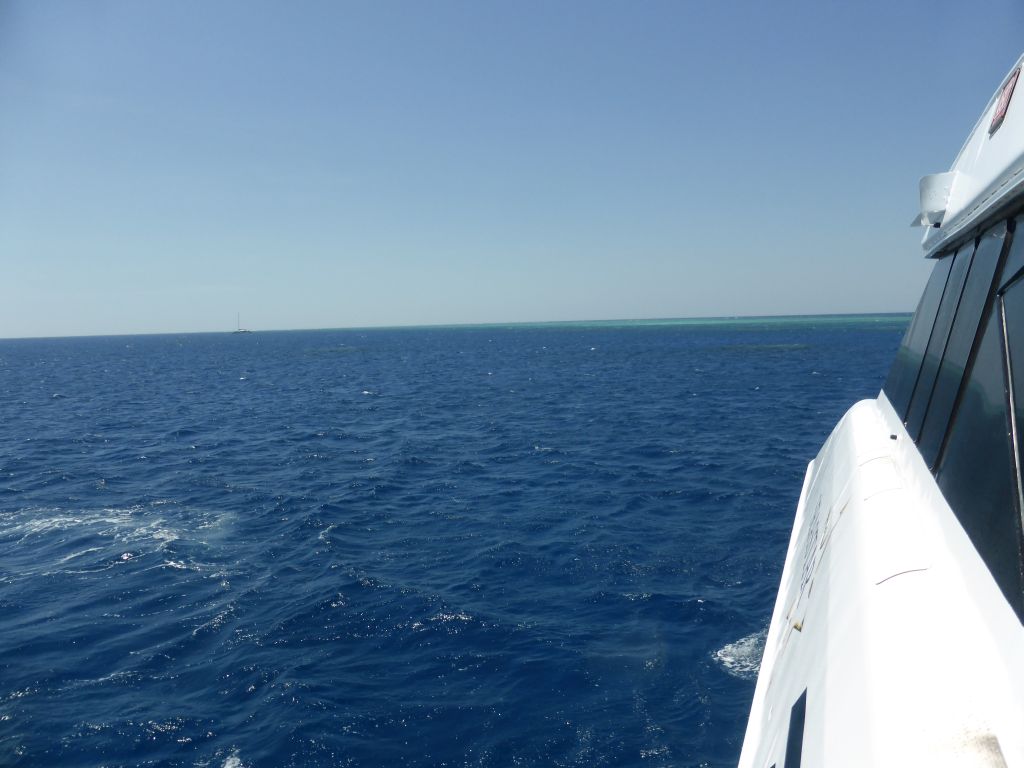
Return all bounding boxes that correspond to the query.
[990,66,1020,135]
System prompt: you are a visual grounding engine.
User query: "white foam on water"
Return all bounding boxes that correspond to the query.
[56,546,104,564]
[431,611,472,623]
[2,505,177,548]
[712,627,768,680]
[192,605,236,637]
[2,687,35,703]
[0,504,234,578]
[622,592,651,601]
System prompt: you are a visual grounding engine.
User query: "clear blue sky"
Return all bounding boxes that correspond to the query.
[1,0,1022,337]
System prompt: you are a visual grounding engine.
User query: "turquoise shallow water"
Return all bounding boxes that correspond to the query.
[0,315,908,767]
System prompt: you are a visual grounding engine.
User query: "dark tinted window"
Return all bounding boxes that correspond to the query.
[784,689,807,768]
[935,302,1024,619]
[998,272,1024,615]
[999,217,1024,290]
[905,243,974,440]
[885,255,954,418]
[918,225,1008,467]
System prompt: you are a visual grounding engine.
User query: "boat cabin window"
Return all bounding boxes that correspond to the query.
[883,215,1024,619]
[934,295,1024,618]
[918,225,1007,468]
[930,217,1024,620]
[884,254,954,419]
[997,269,1024,605]
[905,242,973,442]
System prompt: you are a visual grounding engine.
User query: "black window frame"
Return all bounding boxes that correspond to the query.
[918,224,1009,468]
[993,267,1024,610]
[930,216,1024,620]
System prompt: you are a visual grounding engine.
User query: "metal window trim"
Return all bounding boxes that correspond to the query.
[997,295,1024,536]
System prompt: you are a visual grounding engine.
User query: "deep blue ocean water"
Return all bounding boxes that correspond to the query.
[0,316,908,767]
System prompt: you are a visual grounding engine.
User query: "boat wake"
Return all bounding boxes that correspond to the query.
[712,627,768,680]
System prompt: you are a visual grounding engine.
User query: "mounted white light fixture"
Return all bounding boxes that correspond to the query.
[912,171,960,228]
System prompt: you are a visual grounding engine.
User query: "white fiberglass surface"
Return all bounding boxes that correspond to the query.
[740,395,1024,767]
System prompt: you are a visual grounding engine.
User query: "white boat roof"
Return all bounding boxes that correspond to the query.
[920,52,1024,256]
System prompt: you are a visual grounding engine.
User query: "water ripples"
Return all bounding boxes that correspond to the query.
[0,319,906,766]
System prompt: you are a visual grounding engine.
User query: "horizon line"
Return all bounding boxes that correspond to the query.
[0,311,913,342]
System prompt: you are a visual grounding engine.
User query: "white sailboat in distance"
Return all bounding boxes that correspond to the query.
[232,313,252,334]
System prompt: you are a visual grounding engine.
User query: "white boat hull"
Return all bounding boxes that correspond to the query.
[739,394,1024,767]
